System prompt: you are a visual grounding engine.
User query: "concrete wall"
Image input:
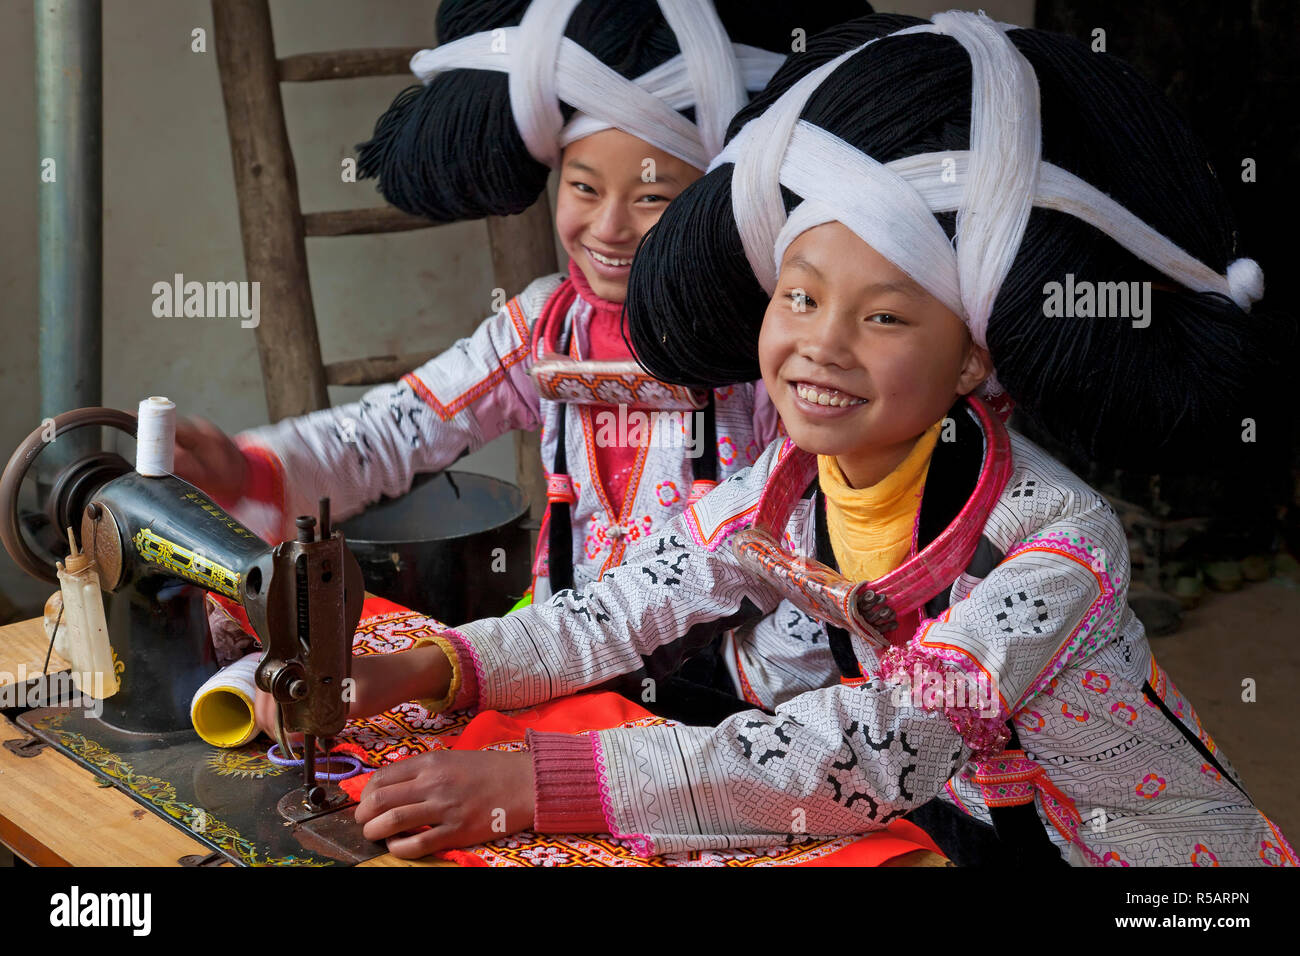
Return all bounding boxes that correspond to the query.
[0,0,1032,613]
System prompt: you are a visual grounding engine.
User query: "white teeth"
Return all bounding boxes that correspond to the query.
[796,383,866,408]
[589,249,632,266]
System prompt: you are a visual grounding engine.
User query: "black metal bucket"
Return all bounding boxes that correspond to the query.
[338,471,532,626]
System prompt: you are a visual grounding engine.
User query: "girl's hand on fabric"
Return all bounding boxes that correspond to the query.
[354,750,536,858]
[173,417,247,502]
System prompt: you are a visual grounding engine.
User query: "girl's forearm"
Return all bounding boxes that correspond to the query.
[353,645,451,717]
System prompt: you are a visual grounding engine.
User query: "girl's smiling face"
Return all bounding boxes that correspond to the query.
[759,221,992,488]
[554,129,702,303]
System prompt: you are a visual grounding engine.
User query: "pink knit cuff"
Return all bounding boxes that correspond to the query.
[527,731,609,834]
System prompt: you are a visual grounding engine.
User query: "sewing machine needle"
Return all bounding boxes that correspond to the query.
[304,733,316,794]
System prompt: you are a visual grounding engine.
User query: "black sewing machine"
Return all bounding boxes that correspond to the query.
[0,406,387,865]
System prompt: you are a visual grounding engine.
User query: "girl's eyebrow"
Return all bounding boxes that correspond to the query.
[564,159,602,177]
[783,253,824,280]
[784,254,926,300]
[861,279,927,300]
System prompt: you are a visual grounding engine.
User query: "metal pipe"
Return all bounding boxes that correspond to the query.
[36,0,103,425]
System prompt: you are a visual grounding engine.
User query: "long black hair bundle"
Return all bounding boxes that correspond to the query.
[626,14,1291,470]
[356,0,870,223]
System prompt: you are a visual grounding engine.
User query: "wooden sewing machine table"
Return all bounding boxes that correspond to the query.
[0,615,946,867]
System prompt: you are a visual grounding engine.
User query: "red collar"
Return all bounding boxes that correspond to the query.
[733,395,1014,646]
[566,258,624,325]
[533,260,625,359]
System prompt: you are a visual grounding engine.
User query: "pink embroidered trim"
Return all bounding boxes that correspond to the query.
[1261,814,1299,866]
[880,639,1009,759]
[531,508,551,579]
[531,273,580,361]
[546,473,577,504]
[1001,531,1119,708]
[864,397,1013,613]
[971,749,1104,865]
[686,478,718,505]
[1148,659,1219,755]
[733,643,767,708]
[684,500,760,553]
[680,439,795,551]
[590,733,655,858]
[752,438,815,532]
[436,627,485,715]
[909,480,925,556]
[944,778,975,817]
[912,608,1011,715]
[403,298,531,421]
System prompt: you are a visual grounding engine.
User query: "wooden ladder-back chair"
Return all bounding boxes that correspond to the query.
[210,0,556,516]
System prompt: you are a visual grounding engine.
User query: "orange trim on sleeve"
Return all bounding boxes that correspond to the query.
[402,298,533,422]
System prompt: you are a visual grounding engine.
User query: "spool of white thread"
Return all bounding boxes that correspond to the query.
[136,396,176,477]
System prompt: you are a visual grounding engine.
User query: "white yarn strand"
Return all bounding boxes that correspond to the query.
[890,151,1264,310]
[558,46,783,158]
[408,1,774,172]
[511,0,582,168]
[930,12,1042,348]
[656,0,746,158]
[721,24,939,291]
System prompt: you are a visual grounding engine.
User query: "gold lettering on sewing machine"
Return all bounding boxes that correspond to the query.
[132,528,241,598]
[182,491,258,538]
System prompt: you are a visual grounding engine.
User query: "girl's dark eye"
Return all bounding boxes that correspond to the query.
[785,290,816,310]
[639,194,669,203]
[869,313,900,325]
[570,182,596,194]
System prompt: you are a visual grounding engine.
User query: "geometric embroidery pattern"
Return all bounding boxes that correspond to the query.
[995,591,1050,634]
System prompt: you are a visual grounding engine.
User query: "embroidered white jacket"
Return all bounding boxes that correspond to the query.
[451,407,1294,867]
[222,273,778,601]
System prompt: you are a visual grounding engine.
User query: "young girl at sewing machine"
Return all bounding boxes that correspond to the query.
[335,12,1295,867]
[177,0,862,712]
[174,0,859,596]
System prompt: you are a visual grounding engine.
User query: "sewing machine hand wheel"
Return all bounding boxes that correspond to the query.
[0,407,138,585]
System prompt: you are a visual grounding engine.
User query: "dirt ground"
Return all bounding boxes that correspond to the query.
[1150,576,1300,841]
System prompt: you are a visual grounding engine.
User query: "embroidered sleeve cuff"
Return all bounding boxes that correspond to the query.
[880,637,1009,760]
[410,630,478,713]
[526,731,609,834]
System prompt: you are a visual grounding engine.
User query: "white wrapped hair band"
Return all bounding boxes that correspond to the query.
[716,10,1264,355]
[409,0,784,171]
[764,133,1267,317]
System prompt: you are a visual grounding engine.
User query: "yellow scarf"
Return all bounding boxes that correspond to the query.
[817,421,942,582]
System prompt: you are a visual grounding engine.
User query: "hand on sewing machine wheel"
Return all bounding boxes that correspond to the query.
[173,417,247,502]
[354,750,535,857]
